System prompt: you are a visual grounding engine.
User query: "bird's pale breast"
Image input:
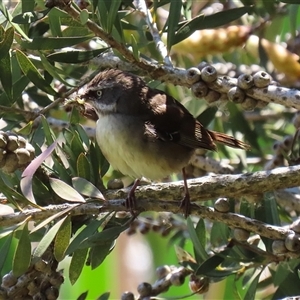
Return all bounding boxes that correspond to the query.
[96,114,192,180]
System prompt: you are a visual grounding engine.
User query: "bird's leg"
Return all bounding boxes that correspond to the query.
[125,179,140,216]
[179,168,191,218]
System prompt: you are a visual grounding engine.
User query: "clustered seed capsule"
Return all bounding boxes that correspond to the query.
[214,198,230,213]
[1,254,63,300]
[0,131,35,173]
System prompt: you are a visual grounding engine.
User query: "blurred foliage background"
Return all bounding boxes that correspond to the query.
[1,0,300,299]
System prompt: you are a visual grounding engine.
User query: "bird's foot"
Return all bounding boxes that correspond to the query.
[124,179,140,218]
[179,194,191,219]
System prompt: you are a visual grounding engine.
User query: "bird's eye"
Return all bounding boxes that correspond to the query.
[96,90,102,97]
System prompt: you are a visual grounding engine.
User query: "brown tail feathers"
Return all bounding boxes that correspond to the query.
[208,130,250,150]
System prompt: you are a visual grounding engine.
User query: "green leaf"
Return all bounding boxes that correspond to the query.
[12,9,50,24]
[49,178,86,203]
[69,247,88,285]
[20,36,93,50]
[66,217,109,255]
[196,254,225,276]
[54,216,71,261]
[79,225,127,249]
[72,177,105,200]
[41,115,56,146]
[79,9,89,24]
[33,215,69,259]
[196,107,218,127]
[173,6,253,45]
[0,26,14,58]
[263,192,280,226]
[13,222,31,276]
[47,48,108,63]
[0,235,13,272]
[244,269,263,300]
[76,154,91,180]
[167,0,182,50]
[227,102,261,152]
[15,49,58,96]
[97,292,110,300]
[0,53,13,100]
[89,241,114,269]
[39,51,75,87]
[187,217,208,262]
[130,34,140,60]
[77,291,88,300]
[107,0,121,33]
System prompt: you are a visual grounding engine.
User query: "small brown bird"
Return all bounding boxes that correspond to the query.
[81,69,248,216]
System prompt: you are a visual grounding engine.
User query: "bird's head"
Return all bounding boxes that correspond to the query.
[80,69,149,116]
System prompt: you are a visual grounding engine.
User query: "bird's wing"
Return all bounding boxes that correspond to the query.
[146,91,217,151]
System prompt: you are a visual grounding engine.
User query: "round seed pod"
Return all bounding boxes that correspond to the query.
[27,280,40,296]
[1,272,17,288]
[189,275,209,294]
[201,65,218,83]
[2,152,18,173]
[49,273,64,287]
[233,228,250,242]
[121,292,135,300]
[253,71,271,88]
[15,148,31,165]
[272,240,288,255]
[282,135,293,152]
[45,286,59,300]
[191,81,208,98]
[255,100,268,108]
[203,90,221,103]
[290,219,300,233]
[17,136,27,148]
[285,233,300,252]
[137,282,152,297]
[0,148,6,162]
[240,97,258,111]
[0,132,8,149]
[25,143,36,160]
[6,135,19,152]
[237,74,254,89]
[228,87,246,103]
[156,265,171,279]
[197,62,210,71]
[107,178,124,189]
[34,259,50,273]
[186,67,201,84]
[170,272,185,286]
[214,198,230,213]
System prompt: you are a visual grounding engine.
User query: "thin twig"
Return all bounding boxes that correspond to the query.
[134,0,172,66]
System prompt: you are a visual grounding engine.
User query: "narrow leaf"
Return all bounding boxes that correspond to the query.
[54,215,71,261]
[69,247,88,285]
[0,235,13,272]
[187,217,209,262]
[0,26,14,58]
[167,0,182,50]
[107,0,121,33]
[47,48,108,63]
[20,36,93,50]
[72,177,105,200]
[174,6,253,45]
[21,141,57,204]
[13,222,31,276]
[49,178,86,203]
[16,49,58,96]
[33,215,68,258]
